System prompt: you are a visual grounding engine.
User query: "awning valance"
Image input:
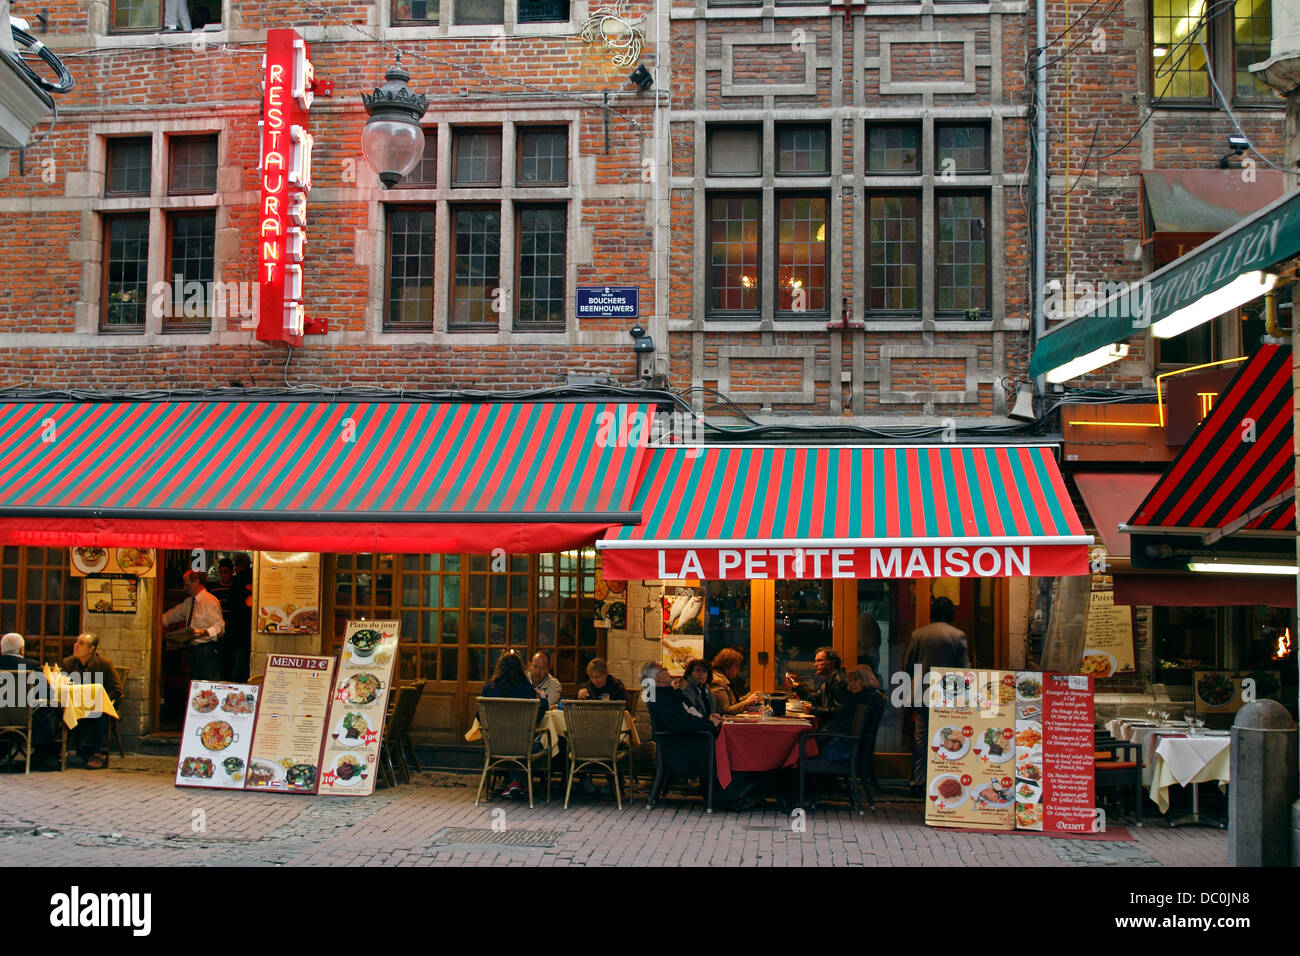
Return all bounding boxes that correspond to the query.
[597,444,1091,579]
[0,400,650,553]
[1029,186,1300,379]
[1073,472,1160,559]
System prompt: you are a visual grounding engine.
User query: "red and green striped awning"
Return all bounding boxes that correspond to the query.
[597,444,1091,579]
[0,400,650,553]
[1125,343,1295,536]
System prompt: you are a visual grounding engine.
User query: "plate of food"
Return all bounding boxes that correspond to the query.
[115,547,153,575]
[1196,672,1235,707]
[258,606,286,633]
[219,756,245,783]
[1016,675,1042,702]
[245,760,282,788]
[1015,722,1043,750]
[197,720,236,752]
[929,773,968,810]
[1016,802,1043,829]
[974,726,1015,763]
[931,725,970,760]
[1016,760,1043,783]
[332,711,374,748]
[980,675,1017,708]
[288,607,319,634]
[1081,650,1117,679]
[179,756,214,779]
[221,691,256,715]
[284,763,317,792]
[71,546,109,574]
[973,778,1014,809]
[190,689,219,713]
[331,754,367,787]
[1015,780,1042,804]
[347,628,383,660]
[1016,701,1041,721]
[339,673,382,706]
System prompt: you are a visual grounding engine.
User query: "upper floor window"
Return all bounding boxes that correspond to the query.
[1152,0,1273,103]
[935,123,990,174]
[777,125,830,176]
[433,0,569,25]
[168,134,218,194]
[707,126,761,177]
[394,131,438,188]
[110,0,220,32]
[393,0,439,24]
[867,123,920,173]
[517,128,568,186]
[453,128,503,186]
[107,137,151,196]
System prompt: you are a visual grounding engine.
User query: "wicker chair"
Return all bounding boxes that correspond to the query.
[383,679,426,783]
[0,670,34,774]
[474,697,553,808]
[561,699,630,809]
[796,702,874,814]
[621,690,640,787]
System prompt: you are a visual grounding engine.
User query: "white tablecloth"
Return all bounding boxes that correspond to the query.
[1149,736,1231,814]
[1105,720,1217,785]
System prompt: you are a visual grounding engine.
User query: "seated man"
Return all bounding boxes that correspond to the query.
[784,646,850,724]
[576,657,628,706]
[528,650,562,709]
[643,661,720,783]
[60,632,123,770]
[0,632,53,771]
[0,631,39,670]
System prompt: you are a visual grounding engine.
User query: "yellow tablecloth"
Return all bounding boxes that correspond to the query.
[42,669,120,729]
[465,709,640,755]
[1148,736,1231,814]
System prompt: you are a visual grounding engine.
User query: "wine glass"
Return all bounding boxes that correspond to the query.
[1157,709,1170,727]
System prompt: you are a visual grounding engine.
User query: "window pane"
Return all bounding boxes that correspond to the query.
[453,130,503,186]
[104,216,150,329]
[387,206,436,329]
[397,132,437,187]
[393,0,439,23]
[107,138,151,195]
[169,135,218,193]
[936,194,988,313]
[866,195,920,312]
[455,0,504,23]
[452,207,501,327]
[777,195,827,312]
[1153,0,1209,100]
[708,195,759,312]
[167,214,216,324]
[777,126,829,175]
[112,0,160,31]
[518,129,567,185]
[707,127,761,176]
[517,205,566,326]
[1234,0,1272,100]
[518,0,569,20]
[867,125,920,172]
[936,125,989,173]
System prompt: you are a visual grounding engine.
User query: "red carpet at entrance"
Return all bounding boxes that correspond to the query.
[941,825,1136,841]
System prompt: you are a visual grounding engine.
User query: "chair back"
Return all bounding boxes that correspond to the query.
[562,699,626,760]
[0,669,35,736]
[624,686,640,719]
[476,697,543,758]
[386,680,426,737]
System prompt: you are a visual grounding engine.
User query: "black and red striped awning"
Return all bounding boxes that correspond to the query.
[0,400,650,553]
[1126,344,1295,535]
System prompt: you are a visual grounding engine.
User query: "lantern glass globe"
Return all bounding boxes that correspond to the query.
[362,119,425,188]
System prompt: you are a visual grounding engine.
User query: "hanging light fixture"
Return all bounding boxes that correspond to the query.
[360,54,429,188]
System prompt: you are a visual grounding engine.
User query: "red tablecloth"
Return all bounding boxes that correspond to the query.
[714,719,816,788]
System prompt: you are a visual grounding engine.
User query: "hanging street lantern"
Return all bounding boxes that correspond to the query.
[360,54,429,188]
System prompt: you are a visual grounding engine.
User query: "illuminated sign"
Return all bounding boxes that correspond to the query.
[257,29,321,344]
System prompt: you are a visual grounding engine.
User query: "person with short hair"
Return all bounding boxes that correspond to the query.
[819,667,885,762]
[709,647,761,716]
[784,646,850,723]
[576,657,628,706]
[528,650,562,709]
[162,569,225,682]
[0,631,38,669]
[60,633,123,770]
[643,661,721,783]
[903,596,970,795]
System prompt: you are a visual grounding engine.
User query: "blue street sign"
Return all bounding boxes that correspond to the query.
[576,286,639,318]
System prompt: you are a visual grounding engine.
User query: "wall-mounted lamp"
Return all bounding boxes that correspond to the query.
[628,64,653,92]
[629,324,655,353]
[1219,134,1249,169]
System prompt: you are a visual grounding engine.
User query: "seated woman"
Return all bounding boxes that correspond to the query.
[677,659,716,718]
[480,652,547,800]
[644,661,720,781]
[709,647,761,716]
[820,667,885,761]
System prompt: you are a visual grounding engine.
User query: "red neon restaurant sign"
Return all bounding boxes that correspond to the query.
[257,29,322,344]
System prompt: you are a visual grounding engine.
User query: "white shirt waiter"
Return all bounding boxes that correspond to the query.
[162,571,226,646]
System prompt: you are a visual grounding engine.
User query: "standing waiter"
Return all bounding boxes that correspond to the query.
[163,570,226,681]
[211,557,252,682]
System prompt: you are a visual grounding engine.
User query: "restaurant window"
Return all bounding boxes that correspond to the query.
[708,193,760,314]
[704,582,753,693]
[163,212,216,330]
[393,130,437,187]
[1151,0,1273,104]
[397,554,461,683]
[107,137,151,196]
[517,127,567,186]
[0,548,82,665]
[1153,604,1297,697]
[392,0,439,24]
[866,193,921,312]
[450,205,501,328]
[935,193,989,315]
[516,204,566,327]
[535,550,598,684]
[333,553,397,632]
[168,135,218,194]
[109,0,219,32]
[385,206,436,330]
[866,123,920,173]
[452,128,503,186]
[466,552,532,684]
[102,214,150,331]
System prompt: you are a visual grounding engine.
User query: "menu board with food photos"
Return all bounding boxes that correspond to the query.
[174,681,259,790]
[70,546,157,578]
[923,669,1018,830]
[244,654,335,794]
[317,620,401,797]
[255,551,321,635]
[1193,671,1249,714]
[83,574,138,614]
[1040,674,1096,834]
[662,585,704,677]
[1080,589,1135,678]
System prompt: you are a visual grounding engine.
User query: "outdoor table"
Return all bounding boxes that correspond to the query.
[42,666,119,729]
[1149,733,1231,824]
[714,716,815,789]
[1106,719,1184,785]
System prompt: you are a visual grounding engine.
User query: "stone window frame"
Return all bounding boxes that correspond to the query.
[88,122,228,338]
[104,0,224,34]
[377,117,577,336]
[1149,0,1275,107]
[384,0,576,36]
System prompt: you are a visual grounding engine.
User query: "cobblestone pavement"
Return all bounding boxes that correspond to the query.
[0,757,1228,867]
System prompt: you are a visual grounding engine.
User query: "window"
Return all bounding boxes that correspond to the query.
[110,0,219,32]
[516,205,566,326]
[517,0,570,21]
[102,215,150,330]
[776,195,828,312]
[776,125,829,175]
[935,123,989,173]
[107,138,150,196]
[393,0,439,24]
[935,193,989,314]
[455,0,504,24]
[452,128,502,186]
[0,548,82,665]
[867,123,920,173]
[451,206,501,328]
[168,135,218,194]
[386,207,437,329]
[708,194,760,313]
[517,128,567,186]
[1152,0,1274,103]
[708,126,761,177]
[166,212,217,327]
[866,194,920,312]
[395,131,437,187]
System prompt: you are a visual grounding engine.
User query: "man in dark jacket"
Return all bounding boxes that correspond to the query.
[784,647,851,724]
[644,662,720,780]
[903,597,970,795]
[60,632,123,770]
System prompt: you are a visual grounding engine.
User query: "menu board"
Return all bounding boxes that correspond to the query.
[318,620,401,797]
[255,551,321,635]
[1040,674,1095,832]
[174,681,259,790]
[1080,590,1135,678]
[923,669,1018,830]
[83,574,138,614]
[70,546,156,578]
[244,654,335,794]
[1012,671,1045,830]
[661,585,704,676]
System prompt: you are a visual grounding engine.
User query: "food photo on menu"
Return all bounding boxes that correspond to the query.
[174,682,260,790]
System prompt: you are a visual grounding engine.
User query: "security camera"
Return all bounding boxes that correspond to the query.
[628,325,645,340]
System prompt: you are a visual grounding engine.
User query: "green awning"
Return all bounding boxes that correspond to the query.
[1030,186,1300,378]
